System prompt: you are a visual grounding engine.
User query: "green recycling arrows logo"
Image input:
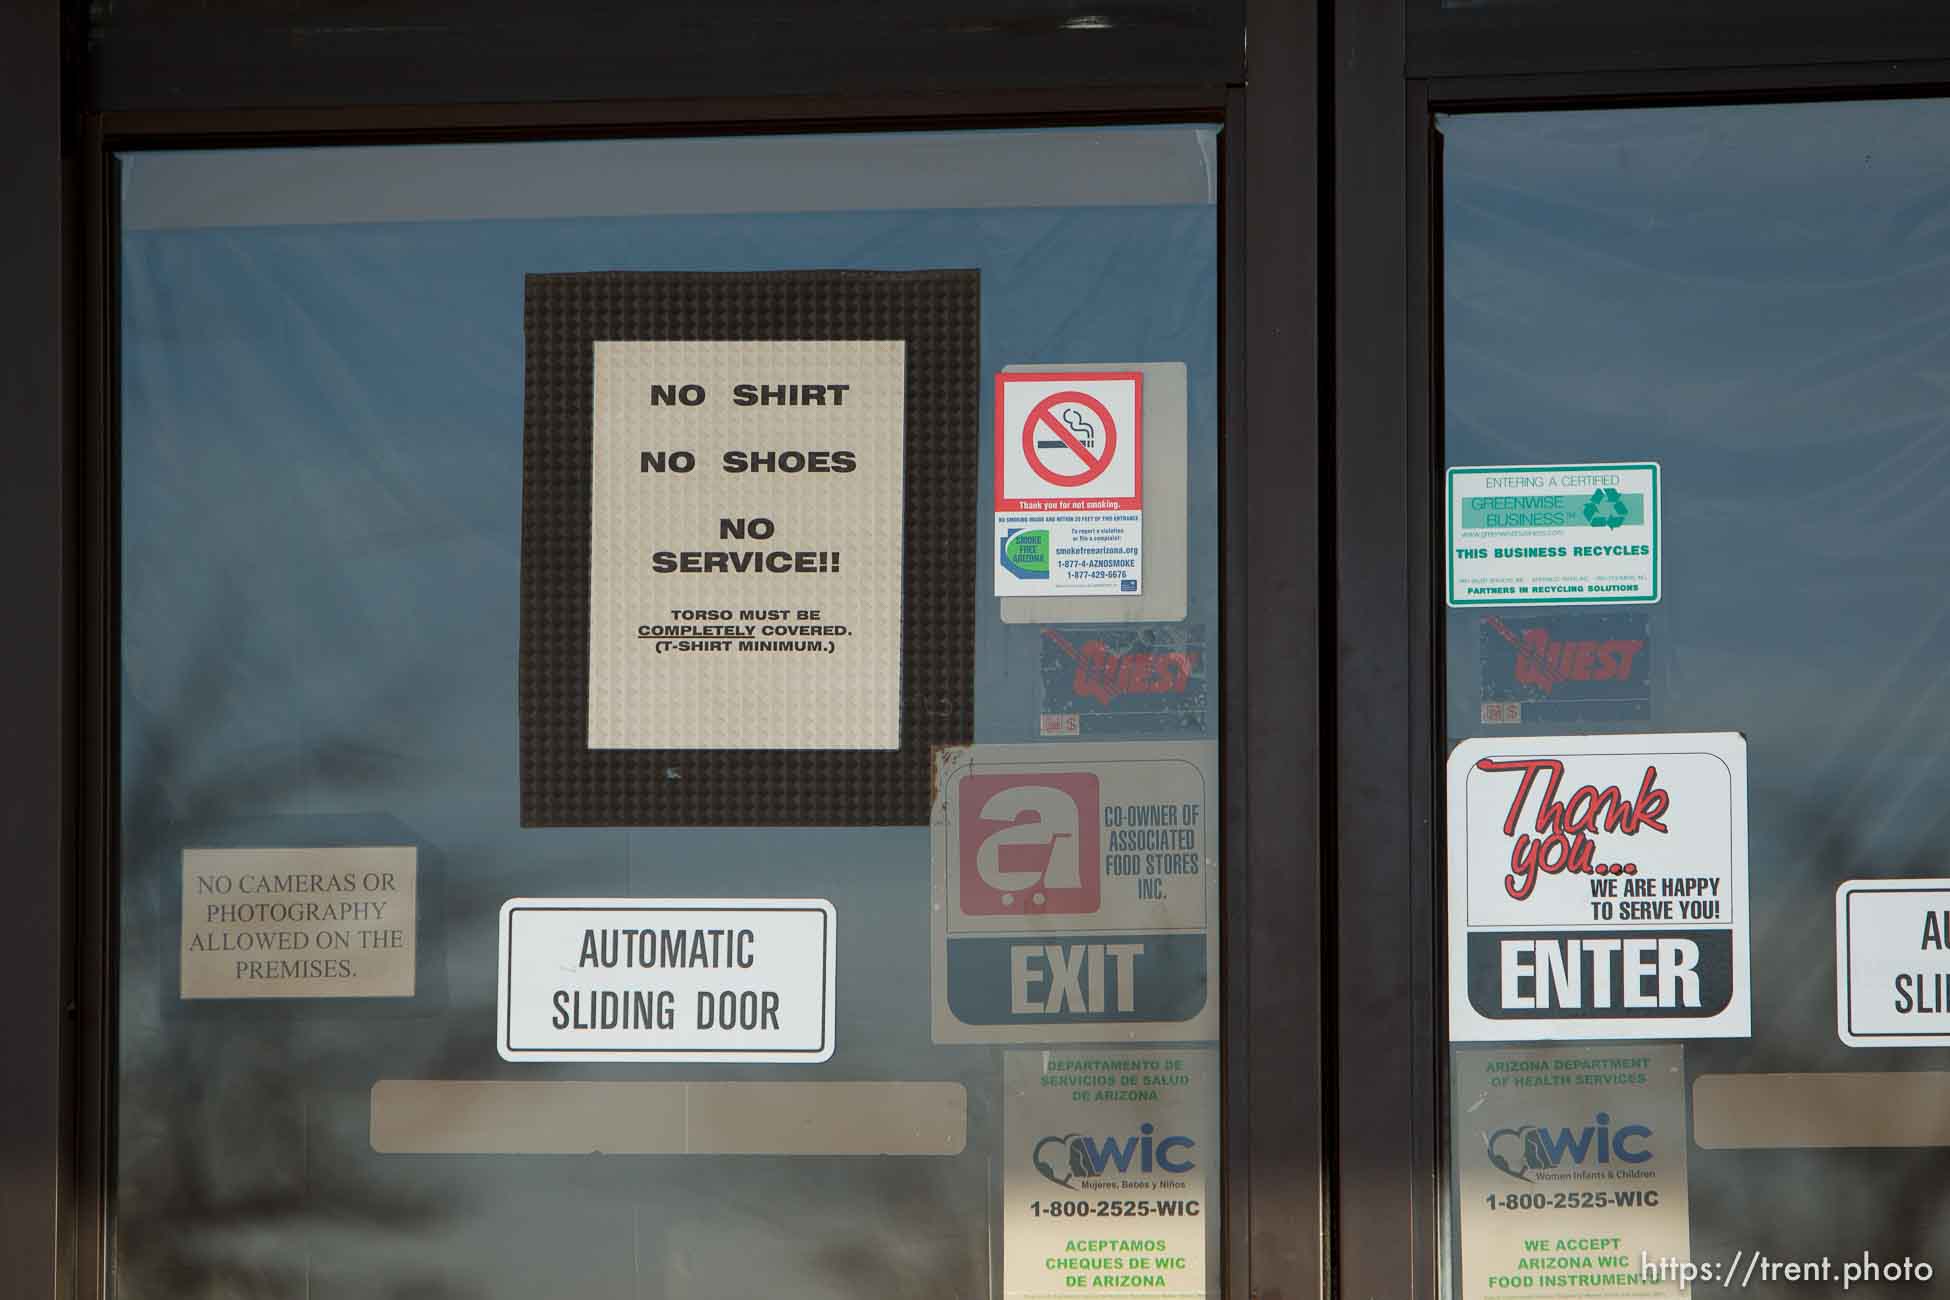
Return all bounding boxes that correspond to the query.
[1582,487,1631,530]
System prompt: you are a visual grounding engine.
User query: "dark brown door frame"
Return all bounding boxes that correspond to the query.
[0,2,76,1294]
[28,4,1328,1298]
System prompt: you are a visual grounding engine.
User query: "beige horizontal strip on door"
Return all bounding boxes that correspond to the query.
[370,1080,967,1155]
[1693,1072,1950,1148]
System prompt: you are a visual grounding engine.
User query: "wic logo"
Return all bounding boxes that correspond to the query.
[959,773,1101,915]
[1484,1112,1651,1182]
[1032,1124,1196,1187]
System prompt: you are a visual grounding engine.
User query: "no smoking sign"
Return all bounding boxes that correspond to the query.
[996,372,1142,510]
[993,370,1145,598]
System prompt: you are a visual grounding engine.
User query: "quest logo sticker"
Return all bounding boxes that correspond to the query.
[1478,611,1651,726]
[1040,625,1207,739]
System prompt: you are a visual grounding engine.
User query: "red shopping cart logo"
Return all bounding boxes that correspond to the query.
[958,772,1102,916]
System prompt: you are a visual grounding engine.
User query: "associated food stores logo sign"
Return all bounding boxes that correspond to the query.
[931,743,1219,1046]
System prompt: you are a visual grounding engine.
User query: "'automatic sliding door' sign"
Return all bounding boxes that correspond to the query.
[1446,732,1750,1041]
[1834,879,1950,1047]
[932,742,1218,1044]
[497,898,836,1063]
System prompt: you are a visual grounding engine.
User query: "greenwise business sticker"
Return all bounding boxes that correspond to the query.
[1449,464,1661,607]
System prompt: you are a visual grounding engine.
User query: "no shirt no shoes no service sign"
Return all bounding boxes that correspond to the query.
[995,372,1144,598]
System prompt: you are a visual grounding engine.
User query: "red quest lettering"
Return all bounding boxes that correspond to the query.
[1475,758,1671,901]
[1511,627,1645,694]
[1075,647,1196,704]
[1044,630,1197,705]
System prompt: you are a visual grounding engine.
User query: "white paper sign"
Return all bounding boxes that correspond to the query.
[181,846,416,999]
[1448,463,1661,607]
[1447,732,1750,1041]
[1003,1048,1215,1300]
[995,371,1143,596]
[587,340,905,750]
[1836,878,1950,1047]
[497,898,836,1063]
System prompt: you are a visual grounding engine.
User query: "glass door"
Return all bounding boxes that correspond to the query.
[1440,96,1950,1300]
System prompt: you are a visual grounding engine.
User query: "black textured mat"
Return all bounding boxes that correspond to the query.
[521,270,979,826]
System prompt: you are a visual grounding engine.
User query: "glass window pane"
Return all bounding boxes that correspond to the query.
[117,126,1224,1298]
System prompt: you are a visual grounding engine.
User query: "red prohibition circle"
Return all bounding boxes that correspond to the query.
[1021,390,1119,488]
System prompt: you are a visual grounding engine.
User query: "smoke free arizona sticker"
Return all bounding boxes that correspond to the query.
[1446,732,1750,1042]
